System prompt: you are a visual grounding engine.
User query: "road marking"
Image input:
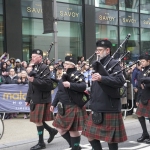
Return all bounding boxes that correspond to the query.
[64,141,150,150]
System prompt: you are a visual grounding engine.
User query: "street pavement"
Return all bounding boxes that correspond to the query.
[0,114,150,150]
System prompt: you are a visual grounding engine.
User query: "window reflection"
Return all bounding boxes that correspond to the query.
[141,28,150,54]
[140,0,150,14]
[95,0,118,10]
[22,18,83,61]
[57,0,82,5]
[119,0,139,13]
[120,27,139,61]
[96,25,118,55]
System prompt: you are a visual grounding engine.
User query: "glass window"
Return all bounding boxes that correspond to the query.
[140,14,150,28]
[120,27,139,61]
[140,0,150,14]
[85,0,95,5]
[57,0,82,5]
[119,12,139,27]
[0,0,2,15]
[95,0,118,10]
[57,22,83,60]
[0,0,3,55]
[96,8,118,25]
[96,25,118,55]
[22,18,83,61]
[119,0,139,13]
[141,28,150,54]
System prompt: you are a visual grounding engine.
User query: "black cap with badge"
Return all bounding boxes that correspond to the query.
[139,54,150,61]
[65,56,76,66]
[96,39,112,50]
[32,49,43,57]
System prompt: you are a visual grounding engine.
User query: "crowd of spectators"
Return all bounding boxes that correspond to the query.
[0,53,92,119]
[0,52,140,119]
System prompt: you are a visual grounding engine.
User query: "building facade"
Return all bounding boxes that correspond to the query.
[0,0,150,62]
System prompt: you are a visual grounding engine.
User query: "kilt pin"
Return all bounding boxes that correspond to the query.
[136,100,150,117]
[53,105,87,131]
[30,103,54,123]
[82,112,127,143]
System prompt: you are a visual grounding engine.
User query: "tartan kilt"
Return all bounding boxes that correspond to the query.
[53,105,87,131]
[82,112,127,143]
[30,103,53,123]
[136,100,150,117]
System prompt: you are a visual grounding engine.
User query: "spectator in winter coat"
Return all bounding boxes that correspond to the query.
[5,68,19,84]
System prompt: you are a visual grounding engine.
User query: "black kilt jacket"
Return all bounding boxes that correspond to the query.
[137,65,150,103]
[52,68,86,107]
[90,55,125,113]
[25,63,54,104]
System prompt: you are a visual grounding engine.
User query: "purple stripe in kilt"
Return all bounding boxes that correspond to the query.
[53,105,87,131]
[82,112,127,143]
[30,103,53,123]
[136,100,150,117]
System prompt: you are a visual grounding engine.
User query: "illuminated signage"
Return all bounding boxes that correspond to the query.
[96,9,118,25]
[119,12,139,27]
[22,2,82,22]
[141,14,150,28]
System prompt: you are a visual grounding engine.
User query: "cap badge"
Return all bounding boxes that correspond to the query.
[37,50,40,54]
[101,41,105,44]
[70,57,72,60]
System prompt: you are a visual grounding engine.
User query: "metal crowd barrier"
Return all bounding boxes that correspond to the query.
[121,81,134,120]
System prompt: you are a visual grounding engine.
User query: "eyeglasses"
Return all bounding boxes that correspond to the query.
[95,48,106,52]
[64,63,70,65]
[16,62,20,63]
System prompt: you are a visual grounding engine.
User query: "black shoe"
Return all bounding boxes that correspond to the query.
[47,128,58,143]
[71,145,82,150]
[146,138,150,144]
[30,142,46,150]
[137,135,149,142]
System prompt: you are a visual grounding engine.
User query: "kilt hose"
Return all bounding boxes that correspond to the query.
[136,100,150,117]
[30,103,54,123]
[82,112,127,143]
[53,105,87,131]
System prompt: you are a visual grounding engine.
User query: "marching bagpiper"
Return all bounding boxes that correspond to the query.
[50,56,87,150]
[82,39,127,150]
[136,54,150,144]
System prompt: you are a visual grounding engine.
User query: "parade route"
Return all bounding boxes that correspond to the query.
[0,115,150,150]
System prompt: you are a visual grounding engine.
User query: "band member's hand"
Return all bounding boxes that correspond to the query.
[92,73,102,81]
[63,81,70,88]
[141,84,145,89]
[25,102,30,106]
[50,106,54,112]
[136,102,139,107]
[134,88,138,93]
[28,76,34,82]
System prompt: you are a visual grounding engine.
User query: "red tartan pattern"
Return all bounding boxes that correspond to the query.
[82,112,127,143]
[30,103,53,123]
[53,105,87,131]
[136,100,150,117]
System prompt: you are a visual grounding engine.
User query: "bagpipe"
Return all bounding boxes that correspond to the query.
[28,43,58,89]
[138,65,150,85]
[61,54,96,108]
[49,58,55,66]
[91,34,132,98]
